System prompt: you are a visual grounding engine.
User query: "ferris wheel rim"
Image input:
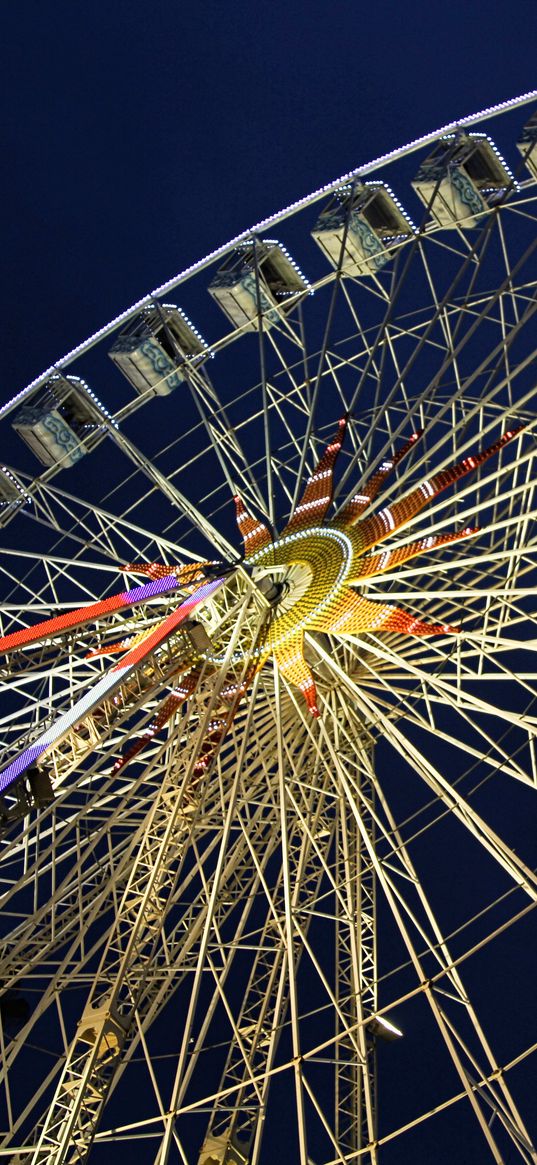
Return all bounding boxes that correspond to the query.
[2,91,537,1165]
[2,88,537,423]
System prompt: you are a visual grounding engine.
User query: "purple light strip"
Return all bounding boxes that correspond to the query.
[0,577,224,796]
[0,574,181,656]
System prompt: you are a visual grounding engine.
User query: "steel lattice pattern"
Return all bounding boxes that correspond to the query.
[0,94,536,1165]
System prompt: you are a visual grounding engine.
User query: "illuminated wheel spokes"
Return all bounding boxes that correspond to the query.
[1,98,537,1164]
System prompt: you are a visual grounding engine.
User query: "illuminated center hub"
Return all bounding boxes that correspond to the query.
[247,526,353,649]
[274,561,313,615]
[226,418,521,714]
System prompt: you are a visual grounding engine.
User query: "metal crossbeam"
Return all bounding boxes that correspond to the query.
[27,586,266,1165]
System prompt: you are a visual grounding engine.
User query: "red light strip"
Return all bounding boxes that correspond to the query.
[355,428,523,554]
[0,577,224,794]
[336,430,423,526]
[234,497,272,557]
[0,575,181,656]
[281,418,347,536]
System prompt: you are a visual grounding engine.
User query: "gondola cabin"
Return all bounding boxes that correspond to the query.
[0,467,31,526]
[412,132,514,228]
[209,239,310,331]
[517,109,537,181]
[312,181,414,275]
[12,376,112,469]
[109,303,209,397]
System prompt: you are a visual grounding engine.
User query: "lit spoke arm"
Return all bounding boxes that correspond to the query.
[0,577,225,794]
[0,574,183,655]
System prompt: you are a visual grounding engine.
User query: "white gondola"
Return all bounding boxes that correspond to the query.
[0,467,31,526]
[12,375,112,469]
[312,181,415,275]
[412,132,515,228]
[109,303,209,397]
[209,239,311,331]
[517,109,537,180]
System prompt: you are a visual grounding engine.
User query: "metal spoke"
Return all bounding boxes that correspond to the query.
[2,94,537,1165]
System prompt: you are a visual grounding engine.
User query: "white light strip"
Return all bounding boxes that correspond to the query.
[204,524,356,666]
[2,90,536,419]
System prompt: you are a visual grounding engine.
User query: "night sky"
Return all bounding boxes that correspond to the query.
[3,0,537,394]
[2,3,537,1163]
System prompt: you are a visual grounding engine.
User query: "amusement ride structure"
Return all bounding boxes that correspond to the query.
[1,93,537,1163]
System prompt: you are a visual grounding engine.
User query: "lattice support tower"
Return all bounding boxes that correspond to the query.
[206,747,339,1154]
[335,753,378,1162]
[25,578,268,1165]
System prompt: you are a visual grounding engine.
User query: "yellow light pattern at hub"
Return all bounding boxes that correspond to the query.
[132,418,522,718]
[234,417,522,716]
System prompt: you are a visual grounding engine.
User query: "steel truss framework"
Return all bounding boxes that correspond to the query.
[1,94,537,1165]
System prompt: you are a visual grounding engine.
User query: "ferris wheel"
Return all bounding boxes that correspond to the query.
[1,91,537,1165]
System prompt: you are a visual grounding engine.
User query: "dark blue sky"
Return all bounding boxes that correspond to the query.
[1,6,537,1162]
[2,0,537,393]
